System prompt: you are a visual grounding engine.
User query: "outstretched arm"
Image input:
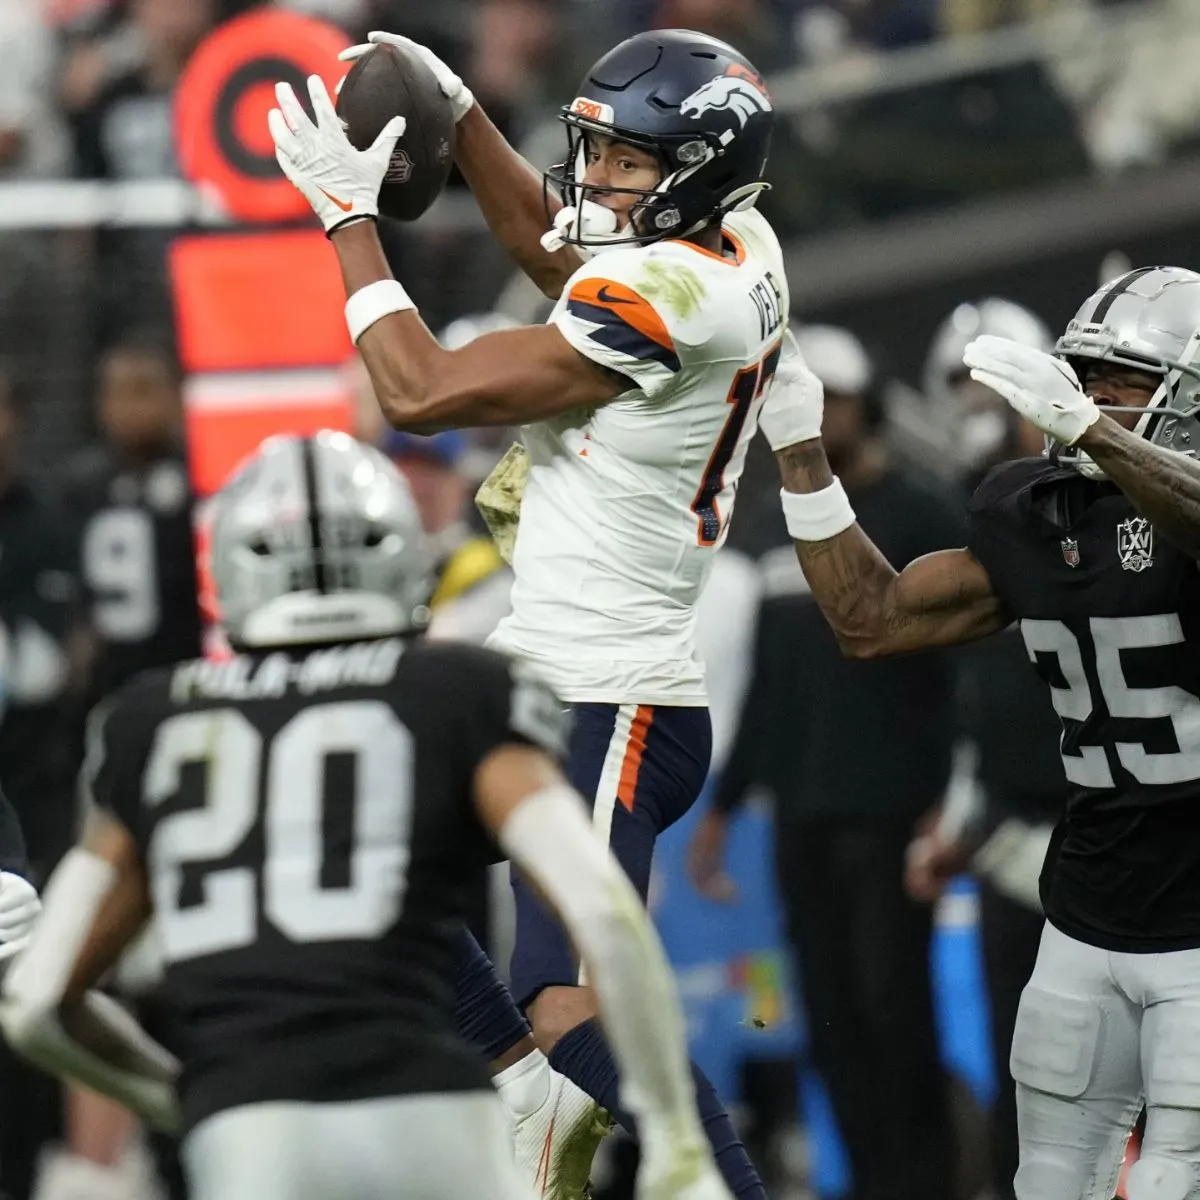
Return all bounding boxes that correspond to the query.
[333,222,625,430]
[265,82,624,429]
[758,329,1007,658]
[776,440,1008,657]
[1077,415,1200,558]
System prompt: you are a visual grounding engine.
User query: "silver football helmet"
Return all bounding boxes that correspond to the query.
[1054,266,1200,477]
[209,431,432,648]
[923,298,1054,470]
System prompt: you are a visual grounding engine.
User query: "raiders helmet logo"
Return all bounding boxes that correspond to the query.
[680,68,773,129]
[1117,516,1154,572]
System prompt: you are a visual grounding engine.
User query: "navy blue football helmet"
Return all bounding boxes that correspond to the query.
[543,29,774,250]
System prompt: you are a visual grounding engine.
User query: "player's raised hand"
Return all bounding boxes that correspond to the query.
[758,327,825,451]
[268,75,406,233]
[964,335,1099,446]
[338,32,475,122]
[0,872,40,963]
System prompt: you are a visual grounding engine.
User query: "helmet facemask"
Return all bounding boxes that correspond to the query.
[541,115,765,252]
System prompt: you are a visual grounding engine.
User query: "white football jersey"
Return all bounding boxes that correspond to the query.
[487,208,789,705]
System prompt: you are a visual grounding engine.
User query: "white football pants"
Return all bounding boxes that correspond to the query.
[1013,922,1200,1200]
[183,1090,533,1200]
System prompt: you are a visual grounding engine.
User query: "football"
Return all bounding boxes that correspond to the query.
[335,42,455,223]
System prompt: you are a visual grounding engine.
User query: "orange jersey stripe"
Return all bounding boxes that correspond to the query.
[616,705,654,811]
[568,277,676,354]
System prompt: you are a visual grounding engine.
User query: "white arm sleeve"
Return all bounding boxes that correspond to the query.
[1,849,180,1131]
[498,786,700,1139]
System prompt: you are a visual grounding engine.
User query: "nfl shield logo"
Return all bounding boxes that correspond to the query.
[1061,538,1080,568]
[1117,516,1154,572]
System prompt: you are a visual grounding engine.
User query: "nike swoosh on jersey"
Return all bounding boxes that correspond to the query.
[596,285,636,306]
[566,277,681,373]
[318,187,353,212]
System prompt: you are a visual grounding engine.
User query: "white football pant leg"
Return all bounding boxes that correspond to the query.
[184,1091,534,1200]
[1125,948,1200,1200]
[1012,924,1143,1200]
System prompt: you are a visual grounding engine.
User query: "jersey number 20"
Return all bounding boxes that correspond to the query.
[691,343,782,546]
[145,701,412,963]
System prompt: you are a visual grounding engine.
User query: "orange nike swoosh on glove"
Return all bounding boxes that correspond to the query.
[318,187,353,212]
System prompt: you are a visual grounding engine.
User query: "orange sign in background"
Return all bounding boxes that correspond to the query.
[171,9,359,638]
[175,7,351,224]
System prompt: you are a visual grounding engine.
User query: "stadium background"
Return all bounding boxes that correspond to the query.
[1,0,1199,1197]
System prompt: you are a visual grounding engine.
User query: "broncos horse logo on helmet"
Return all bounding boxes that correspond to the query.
[679,70,772,129]
[543,29,774,250]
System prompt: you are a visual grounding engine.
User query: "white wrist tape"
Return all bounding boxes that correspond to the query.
[780,479,856,542]
[344,279,415,344]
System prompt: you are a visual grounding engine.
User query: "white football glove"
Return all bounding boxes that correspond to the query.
[338,32,475,123]
[757,328,825,451]
[0,871,40,963]
[267,75,406,234]
[963,334,1099,446]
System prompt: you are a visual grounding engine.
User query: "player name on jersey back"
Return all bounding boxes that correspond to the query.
[489,208,790,706]
[169,639,405,703]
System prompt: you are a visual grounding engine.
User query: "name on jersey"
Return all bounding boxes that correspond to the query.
[750,272,784,342]
[171,639,405,704]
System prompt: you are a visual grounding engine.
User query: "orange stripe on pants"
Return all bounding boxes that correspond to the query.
[616,705,654,811]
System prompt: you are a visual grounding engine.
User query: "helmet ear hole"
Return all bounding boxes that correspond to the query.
[248,538,271,557]
[363,527,385,549]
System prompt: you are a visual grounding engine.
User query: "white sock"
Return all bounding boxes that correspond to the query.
[494,1047,552,1119]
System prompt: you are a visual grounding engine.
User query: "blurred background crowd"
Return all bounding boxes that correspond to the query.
[1,0,1199,1197]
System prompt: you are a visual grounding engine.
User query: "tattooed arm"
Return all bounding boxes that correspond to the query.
[1077,415,1200,558]
[777,440,1009,657]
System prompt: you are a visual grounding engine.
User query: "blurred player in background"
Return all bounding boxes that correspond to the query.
[64,333,203,707]
[269,22,792,1198]
[692,325,963,1200]
[906,298,1066,1200]
[761,266,1200,1200]
[1,432,735,1200]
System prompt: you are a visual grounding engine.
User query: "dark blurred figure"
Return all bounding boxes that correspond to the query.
[0,361,89,1200]
[689,325,962,1200]
[905,298,1066,1200]
[63,333,203,709]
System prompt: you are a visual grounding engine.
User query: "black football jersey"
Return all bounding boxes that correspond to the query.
[62,447,202,701]
[968,457,1200,952]
[84,637,570,1132]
